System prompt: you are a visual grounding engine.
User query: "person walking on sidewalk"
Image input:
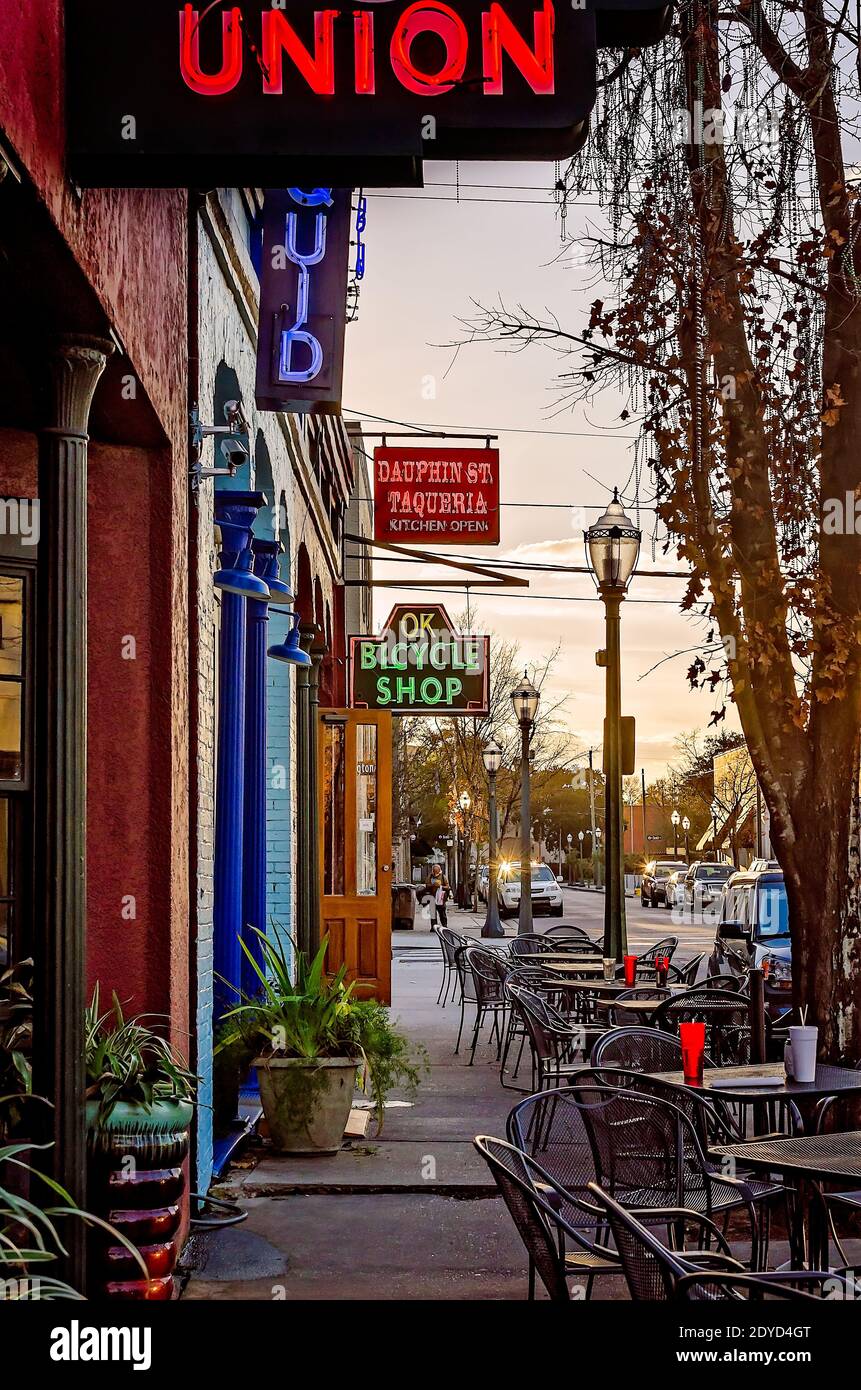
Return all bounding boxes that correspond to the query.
[435,877,451,931]
[423,865,442,930]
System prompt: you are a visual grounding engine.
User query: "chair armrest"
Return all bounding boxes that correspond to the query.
[630,1204,736,1259]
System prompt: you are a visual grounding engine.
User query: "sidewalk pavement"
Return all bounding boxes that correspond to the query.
[182,912,567,1300]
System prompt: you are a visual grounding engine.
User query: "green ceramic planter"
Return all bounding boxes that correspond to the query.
[86,1098,193,1300]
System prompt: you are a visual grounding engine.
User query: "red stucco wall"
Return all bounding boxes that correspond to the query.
[0,4,190,1045]
[0,0,188,451]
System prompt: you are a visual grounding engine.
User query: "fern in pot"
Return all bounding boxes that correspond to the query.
[218,931,425,1155]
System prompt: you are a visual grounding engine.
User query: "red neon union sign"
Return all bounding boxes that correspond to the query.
[179,1,556,97]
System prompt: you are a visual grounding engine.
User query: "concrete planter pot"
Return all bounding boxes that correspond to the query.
[254,1056,358,1155]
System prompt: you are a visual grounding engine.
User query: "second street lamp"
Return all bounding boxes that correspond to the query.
[511,672,540,935]
[458,790,471,908]
[682,815,691,862]
[481,738,504,938]
[671,808,680,858]
[585,490,641,961]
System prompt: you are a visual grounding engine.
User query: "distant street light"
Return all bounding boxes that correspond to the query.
[457,790,472,909]
[711,800,720,862]
[585,490,641,960]
[567,831,573,885]
[671,808,681,858]
[511,672,540,935]
[682,815,691,861]
[481,739,504,939]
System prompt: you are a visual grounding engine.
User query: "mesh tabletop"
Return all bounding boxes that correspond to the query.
[650,1062,861,1101]
[710,1131,861,1183]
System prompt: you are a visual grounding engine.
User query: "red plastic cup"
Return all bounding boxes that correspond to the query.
[623,955,637,986]
[680,1022,706,1083]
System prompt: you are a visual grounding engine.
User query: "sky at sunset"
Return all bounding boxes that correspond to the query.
[343,162,740,778]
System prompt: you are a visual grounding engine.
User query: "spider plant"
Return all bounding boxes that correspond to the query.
[217,930,426,1128]
[0,959,33,1141]
[85,986,197,1126]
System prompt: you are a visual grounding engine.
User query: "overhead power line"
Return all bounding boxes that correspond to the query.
[344,407,640,441]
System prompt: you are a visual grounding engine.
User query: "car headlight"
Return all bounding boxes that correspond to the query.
[762,954,791,982]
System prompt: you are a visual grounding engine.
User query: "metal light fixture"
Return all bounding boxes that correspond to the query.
[510,672,540,725]
[585,489,641,593]
[584,490,641,963]
[481,738,504,939]
[511,671,540,935]
[482,738,502,776]
[255,544,295,606]
[214,522,271,600]
[268,611,312,667]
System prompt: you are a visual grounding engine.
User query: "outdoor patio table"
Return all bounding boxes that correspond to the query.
[650,1062,861,1105]
[709,1130,861,1268]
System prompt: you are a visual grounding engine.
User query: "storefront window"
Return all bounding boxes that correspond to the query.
[356,724,377,896]
[0,576,24,781]
[322,722,346,896]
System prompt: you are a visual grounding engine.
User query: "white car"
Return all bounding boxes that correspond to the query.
[498,863,564,919]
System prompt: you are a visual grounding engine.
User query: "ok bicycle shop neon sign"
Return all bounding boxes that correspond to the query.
[350,605,490,716]
[66,0,600,184]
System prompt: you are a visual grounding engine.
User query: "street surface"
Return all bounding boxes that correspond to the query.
[435,884,718,967]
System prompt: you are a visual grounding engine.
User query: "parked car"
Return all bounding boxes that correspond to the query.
[683,860,735,915]
[477,866,489,903]
[708,865,791,1016]
[641,860,688,908]
[498,863,564,918]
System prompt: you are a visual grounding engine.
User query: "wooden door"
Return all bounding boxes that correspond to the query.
[318,709,393,1002]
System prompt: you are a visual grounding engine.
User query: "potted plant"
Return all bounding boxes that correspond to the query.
[218,931,425,1155]
[84,988,197,1299]
[0,958,34,1144]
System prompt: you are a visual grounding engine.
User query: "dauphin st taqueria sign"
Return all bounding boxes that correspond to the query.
[66,0,602,185]
[350,604,490,716]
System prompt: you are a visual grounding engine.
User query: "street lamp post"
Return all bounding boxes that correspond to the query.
[511,672,540,936]
[682,815,691,862]
[671,808,680,858]
[577,829,584,882]
[567,832,573,885]
[711,800,720,862]
[481,739,504,938]
[585,491,641,961]
[458,790,471,908]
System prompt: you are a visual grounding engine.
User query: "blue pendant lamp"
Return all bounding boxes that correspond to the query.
[268,610,311,667]
[255,542,295,606]
[214,521,271,600]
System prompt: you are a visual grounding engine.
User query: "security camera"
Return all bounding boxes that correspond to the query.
[220,437,248,473]
[223,399,250,435]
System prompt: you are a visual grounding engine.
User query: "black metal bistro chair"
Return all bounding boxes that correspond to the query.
[651,987,751,1064]
[473,1136,621,1300]
[635,937,679,981]
[454,945,508,1064]
[563,1082,778,1270]
[588,1183,836,1302]
[506,986,599,1093]
[435,926,469,1006]
[591,1025,709,1075]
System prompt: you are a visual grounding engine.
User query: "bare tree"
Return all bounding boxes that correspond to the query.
[455,4,861,1058]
